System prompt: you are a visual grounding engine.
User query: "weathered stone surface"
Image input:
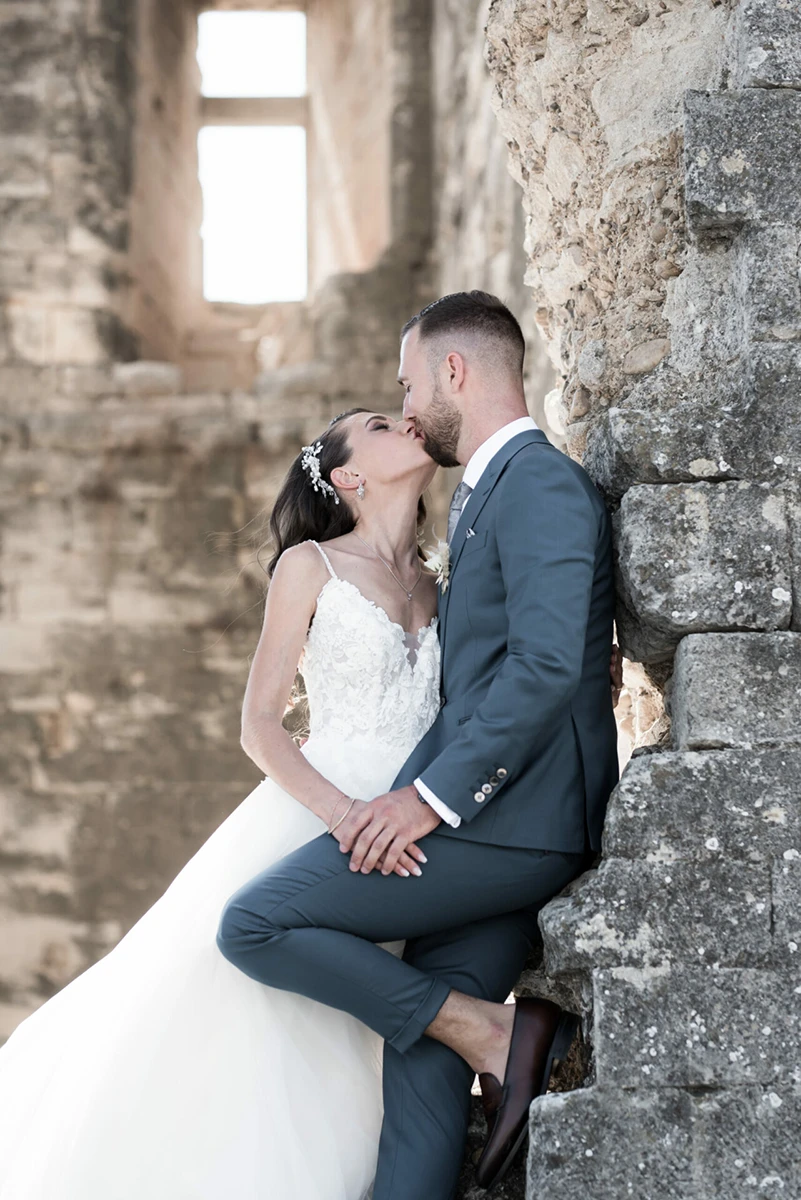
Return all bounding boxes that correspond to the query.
[486,0,728,408]
[585,288,801,502]
[742,344,801,485]
[733,0,801,89]
[602,748,801,864]
[540,858,772,974]
[772,857,801,966]
[735,225,801,343]
[684,89,801,237]
[669,633,801,750]
[788,486,801,631]
[583,369,742,501]
[613,482,792,663]
[593,965,801,1087]
[112,360,184,395]
[526,1085,801,1197]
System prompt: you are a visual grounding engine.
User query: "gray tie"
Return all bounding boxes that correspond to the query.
[447,480,473,544]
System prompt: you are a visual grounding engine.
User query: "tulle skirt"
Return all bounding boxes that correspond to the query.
[0,736,408,1200]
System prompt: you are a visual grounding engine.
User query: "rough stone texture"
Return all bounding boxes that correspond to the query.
[541,857,773,974]
[685,88,801,237]
[602,747,801,864]
[669,632,801,750]
[0,0,140,366]
[733,0,801,89]
[483,3,801,1194]
[485,0,729,416]
[593,965,801,1088]
[613,482,792,663]
[526,1085,801,1198]
[772,857,801,966]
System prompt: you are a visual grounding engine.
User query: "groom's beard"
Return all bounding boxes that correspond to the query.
[416,383,461,468]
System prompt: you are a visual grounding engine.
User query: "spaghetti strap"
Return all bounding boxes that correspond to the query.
[309,540,338,579]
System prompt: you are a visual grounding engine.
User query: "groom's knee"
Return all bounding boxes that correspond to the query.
[216,880,281,965]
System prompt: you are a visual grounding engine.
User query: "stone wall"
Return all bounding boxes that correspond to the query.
[431,0,557,439]
[129,0,205,365]
[485,0,801,1194]
[0,0,139,367]
[307,0,394,289]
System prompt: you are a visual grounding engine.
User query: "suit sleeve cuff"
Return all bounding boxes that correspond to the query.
[414,777,462,827]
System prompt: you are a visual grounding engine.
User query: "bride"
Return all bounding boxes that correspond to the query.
[0,407,446,1200]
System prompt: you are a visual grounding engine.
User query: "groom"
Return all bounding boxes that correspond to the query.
[217,291,619,1197]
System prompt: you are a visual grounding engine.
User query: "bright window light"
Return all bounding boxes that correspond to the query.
[198,126,307,303]
[197,12,306,98]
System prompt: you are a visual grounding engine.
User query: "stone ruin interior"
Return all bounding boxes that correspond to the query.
[1,0,799,1196]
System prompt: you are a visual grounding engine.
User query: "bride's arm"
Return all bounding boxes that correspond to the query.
[240,543,345,824]
[239,544,425,877]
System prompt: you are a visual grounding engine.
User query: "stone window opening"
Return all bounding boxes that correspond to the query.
[196,8,309,306]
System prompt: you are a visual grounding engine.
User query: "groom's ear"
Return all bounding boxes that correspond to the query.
[444,351,466,393]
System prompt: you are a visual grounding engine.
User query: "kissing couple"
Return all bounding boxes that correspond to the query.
[0,291,621,1200]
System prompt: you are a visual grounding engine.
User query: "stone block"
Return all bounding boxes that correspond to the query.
[684,89,801,237]
[669,632,801,750]
[772,857,801,965]
[613,481,791,663]
[111,360,184,395]
[593,965,801,1087]
[540,858,772,974]
[583,370,742,501]
[733,0,801,89]
[6,301,110,365]
[741,344,801,487]
[526,1084,800,1197]
[603,748,801,864]
[584,347,801,503]
[788,486,801,630]
[735,225,801,343]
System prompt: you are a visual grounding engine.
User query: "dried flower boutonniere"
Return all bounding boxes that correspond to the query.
[422,538,451,593]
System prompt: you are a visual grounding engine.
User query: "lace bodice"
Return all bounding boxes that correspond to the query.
[300,541,441,761]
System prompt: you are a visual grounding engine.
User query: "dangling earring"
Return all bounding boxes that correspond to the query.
[356,479,366,500]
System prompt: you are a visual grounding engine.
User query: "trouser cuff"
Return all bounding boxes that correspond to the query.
[387,974,452,1054]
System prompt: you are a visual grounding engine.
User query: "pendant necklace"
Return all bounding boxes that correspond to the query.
[353,532,423,601]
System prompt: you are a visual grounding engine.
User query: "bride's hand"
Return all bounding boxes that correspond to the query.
[336,786,440,877]
[329,800,427,877]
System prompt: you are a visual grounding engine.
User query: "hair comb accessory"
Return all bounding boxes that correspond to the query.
[300,441,340,504]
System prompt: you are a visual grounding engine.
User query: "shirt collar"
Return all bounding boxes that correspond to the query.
[462,416,539,491]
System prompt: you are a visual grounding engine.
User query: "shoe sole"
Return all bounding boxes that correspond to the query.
[479,1009,579,1192]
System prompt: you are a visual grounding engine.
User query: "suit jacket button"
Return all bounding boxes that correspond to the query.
[489,775,500,786]
[481,784,492,794]
[497,767,508,778]
[473,792,485,802]
[440,694,447,707]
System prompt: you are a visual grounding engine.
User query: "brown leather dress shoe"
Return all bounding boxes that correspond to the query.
[474,997,578,1191]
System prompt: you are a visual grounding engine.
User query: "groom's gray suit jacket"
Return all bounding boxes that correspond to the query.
[393,429,619,855]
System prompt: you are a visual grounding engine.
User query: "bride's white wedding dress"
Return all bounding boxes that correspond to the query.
[0,541,441,1200]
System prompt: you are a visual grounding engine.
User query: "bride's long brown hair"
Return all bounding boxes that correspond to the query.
[263,408,428,578]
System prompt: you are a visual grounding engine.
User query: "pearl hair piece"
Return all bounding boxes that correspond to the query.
[300,441,340,504]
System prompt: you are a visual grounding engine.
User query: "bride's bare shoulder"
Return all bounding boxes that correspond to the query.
[271,541,329,592]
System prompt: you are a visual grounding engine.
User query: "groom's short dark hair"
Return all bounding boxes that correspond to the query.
[401,290,525,374]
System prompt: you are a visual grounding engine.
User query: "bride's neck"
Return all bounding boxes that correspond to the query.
[352,503,421,566]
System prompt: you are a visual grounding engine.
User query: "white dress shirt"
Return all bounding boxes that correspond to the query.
[415,415,539,826]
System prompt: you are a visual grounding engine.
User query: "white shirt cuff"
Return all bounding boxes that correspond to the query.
[414,777,462,827]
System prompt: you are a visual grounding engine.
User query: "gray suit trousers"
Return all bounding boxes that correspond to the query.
[216,830,587,1199]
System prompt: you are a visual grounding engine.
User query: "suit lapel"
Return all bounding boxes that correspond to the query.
[438,429,549,660]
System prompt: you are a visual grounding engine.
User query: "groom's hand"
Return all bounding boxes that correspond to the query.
[337,785,441,876]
